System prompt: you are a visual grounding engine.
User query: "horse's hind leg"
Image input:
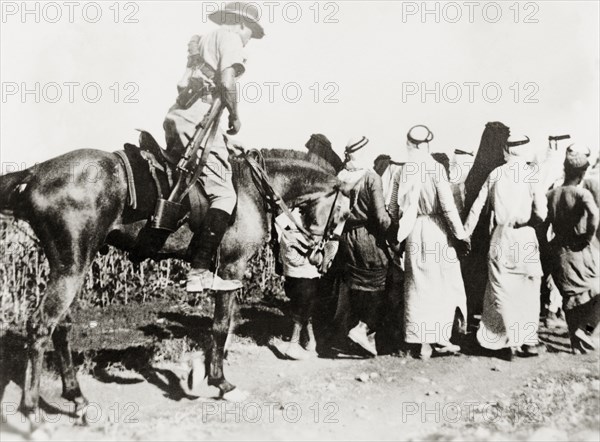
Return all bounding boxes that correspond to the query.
[20,271,86,425]
[52,314,88,415]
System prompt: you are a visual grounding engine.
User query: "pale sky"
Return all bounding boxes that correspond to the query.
[1,1,599,170]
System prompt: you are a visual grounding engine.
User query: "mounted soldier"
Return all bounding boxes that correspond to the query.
[163,2,265,293]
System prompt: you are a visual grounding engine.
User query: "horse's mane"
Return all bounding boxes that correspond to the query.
[231,148,337,178]
[260,149,337,175]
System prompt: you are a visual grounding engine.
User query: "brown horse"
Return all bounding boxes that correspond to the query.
[0,146,346,424]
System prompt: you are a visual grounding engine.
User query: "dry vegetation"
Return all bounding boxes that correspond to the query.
[0,217,284,327]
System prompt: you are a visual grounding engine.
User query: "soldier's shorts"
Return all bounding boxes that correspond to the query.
[164,99,237,215]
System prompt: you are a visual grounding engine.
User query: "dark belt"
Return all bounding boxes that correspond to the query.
[510,222,531,229]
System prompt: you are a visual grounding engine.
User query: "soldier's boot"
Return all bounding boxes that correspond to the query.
[186,208,242,293]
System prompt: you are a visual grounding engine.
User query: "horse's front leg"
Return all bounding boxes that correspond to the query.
[202,209,266,401]
[207,291,245,400]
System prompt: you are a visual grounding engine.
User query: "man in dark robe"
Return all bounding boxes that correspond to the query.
[545,145,600,353]
[335,137,394,356]
[461,122,510,325]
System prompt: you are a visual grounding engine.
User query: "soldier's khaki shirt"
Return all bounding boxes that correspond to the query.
[195,27,247,79]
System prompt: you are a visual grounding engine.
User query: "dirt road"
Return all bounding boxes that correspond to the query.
[1,303,599,441]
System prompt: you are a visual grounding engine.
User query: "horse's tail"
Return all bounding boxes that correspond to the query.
[0,169,32,215]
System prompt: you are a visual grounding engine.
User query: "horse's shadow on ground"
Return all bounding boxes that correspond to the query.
[0,301,306,407]
[236,306,290,346]
[88,346,194,400]
[90,306,293,398]
[141,306,292,347]
[140,311,214,347]
[149,306,294,358]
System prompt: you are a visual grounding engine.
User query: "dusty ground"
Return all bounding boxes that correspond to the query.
[1,301,599,441]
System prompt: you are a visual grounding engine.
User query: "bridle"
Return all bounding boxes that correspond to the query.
[241,149,345,252]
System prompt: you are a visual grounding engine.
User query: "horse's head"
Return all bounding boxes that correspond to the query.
[240,148,351,235]
[293,187,351,238]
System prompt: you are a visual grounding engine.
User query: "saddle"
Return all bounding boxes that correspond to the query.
[115,131,209,258]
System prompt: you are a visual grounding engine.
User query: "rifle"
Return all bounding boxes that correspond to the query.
[151,96,224,231]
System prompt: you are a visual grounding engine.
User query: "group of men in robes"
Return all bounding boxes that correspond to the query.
[460,134,599,358]
[290,126,599,361]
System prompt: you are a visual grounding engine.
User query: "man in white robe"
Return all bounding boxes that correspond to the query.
[390,125,470,359]
[464,135,548,358]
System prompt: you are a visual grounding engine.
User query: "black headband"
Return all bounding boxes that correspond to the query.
[506,136,530,148]
[549,135,570,142]
[454,149,474,156]
[345,136,369,153]
[407,125,434,146]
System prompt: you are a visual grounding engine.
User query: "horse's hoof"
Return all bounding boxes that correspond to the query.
[74,399,91,426]
[221,388,248,402]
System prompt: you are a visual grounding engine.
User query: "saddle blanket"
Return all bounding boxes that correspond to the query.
[115,144,172,220]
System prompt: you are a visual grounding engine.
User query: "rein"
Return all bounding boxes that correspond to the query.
[242,150,316,245]
[240,149,353,275]
[241,150,347,245]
